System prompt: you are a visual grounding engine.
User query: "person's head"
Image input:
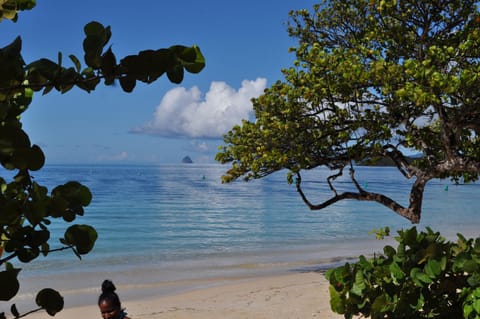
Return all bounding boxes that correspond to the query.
[98,280,123,319]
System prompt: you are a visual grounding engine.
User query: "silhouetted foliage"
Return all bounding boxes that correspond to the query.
[0,2,204,318]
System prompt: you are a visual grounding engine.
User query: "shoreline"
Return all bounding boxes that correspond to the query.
[11,254,356,310]
[20,271,343,319]
[7,229,479,318]
[13,237,383,304]
[5,240,376,319]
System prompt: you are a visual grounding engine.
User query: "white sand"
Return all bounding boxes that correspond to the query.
[23,272,343,319]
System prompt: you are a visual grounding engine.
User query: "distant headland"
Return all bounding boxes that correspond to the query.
[358,154,422,166]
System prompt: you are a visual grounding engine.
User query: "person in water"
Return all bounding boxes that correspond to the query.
[98,280,131,319]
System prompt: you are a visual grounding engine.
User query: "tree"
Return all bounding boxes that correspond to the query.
[0,2,205,318]
[216,0,480,224]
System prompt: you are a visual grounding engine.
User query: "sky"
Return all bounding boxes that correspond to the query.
[2,1,317,164]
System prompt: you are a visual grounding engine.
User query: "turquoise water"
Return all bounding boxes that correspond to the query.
[6,164,480,307]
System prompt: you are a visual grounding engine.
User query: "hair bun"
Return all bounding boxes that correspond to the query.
[101,279,117,294]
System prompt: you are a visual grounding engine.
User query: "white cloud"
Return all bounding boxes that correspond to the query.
[190,140,210,152]
[132,78,267,138]
[96,151,129,162]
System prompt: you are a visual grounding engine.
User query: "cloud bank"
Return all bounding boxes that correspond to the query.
[132,78,267,138]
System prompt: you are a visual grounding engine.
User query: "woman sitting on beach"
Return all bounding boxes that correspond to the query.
[98,280,131,319]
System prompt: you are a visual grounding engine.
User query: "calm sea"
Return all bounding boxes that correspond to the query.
[5,164,480,308]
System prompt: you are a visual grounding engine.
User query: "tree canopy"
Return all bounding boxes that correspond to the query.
[1,2,204,318]
[216,0,480,224]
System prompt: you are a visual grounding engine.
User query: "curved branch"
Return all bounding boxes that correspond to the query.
[295,167,430,224]
[0,75,103,93]
[349,165,366,194]
[326,169,343,196]
[0,251,18,266]
[383,144,416,178]
[16,307,43,318]
[0,246,76,267]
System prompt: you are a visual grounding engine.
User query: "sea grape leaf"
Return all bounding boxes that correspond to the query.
[63,224,98,255]
[35,288,64,316]
[424,259,442,278]
[0,269,20,301]
[329,285,345,314]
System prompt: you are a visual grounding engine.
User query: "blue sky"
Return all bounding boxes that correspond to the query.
[2,1,317,164]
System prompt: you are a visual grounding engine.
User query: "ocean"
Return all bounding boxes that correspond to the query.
[5,164,480,309]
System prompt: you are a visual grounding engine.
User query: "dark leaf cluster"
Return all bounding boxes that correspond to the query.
[1,4,204,318]
[326,227,480,318]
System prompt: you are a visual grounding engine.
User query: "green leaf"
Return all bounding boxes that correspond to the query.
[371,293,389,315]
[83,21,105,37]
[83,38,103,68]
[49,196,69,218]
[27,58,60,82]
[52,181,92,207]
[0,269,20,301]
[178,45,206,73]
[119,76,136,93]
[28,144,45,171]
[10,304,19,318]
[63,224,98,255]
[473,298,480,314]
[467,273,480,287]
[350,271,366,296]
[383,245,396,257]
[41,242,50,256]
[463,259,479,273]
[403,227,418,246]
[83,22,110,69]
[418,242,443,264]
[69,54,81,72]
[410,267,432,286]
[17,247,40,262]
[42,84,54,95]
[329,285,345,314]
[28,230,50,247]
[101,46,117,85]
[167,64,184,84]
[10,147,31,169]
[120,49,170,83]
[0,126,31,150]
[0,200,21,224]
[424,258,442,278]
[62,209,76,222]
[171,45,197,62]
[0,36,22,59]
[35,288,64,316]
[389,261,405,281]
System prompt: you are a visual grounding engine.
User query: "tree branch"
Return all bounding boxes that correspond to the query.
[15,307,43,319]
[383,144,417,178]
[295,165,428,223]
[0,75,103,93]
[0,251,18,266]
[0,246,76,267]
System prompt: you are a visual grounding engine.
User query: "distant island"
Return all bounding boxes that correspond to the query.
[358,154,422,166]
[181,156,193,164]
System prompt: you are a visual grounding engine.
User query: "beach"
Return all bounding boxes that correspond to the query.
[24,272,341,319]
[7,164,479,319]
